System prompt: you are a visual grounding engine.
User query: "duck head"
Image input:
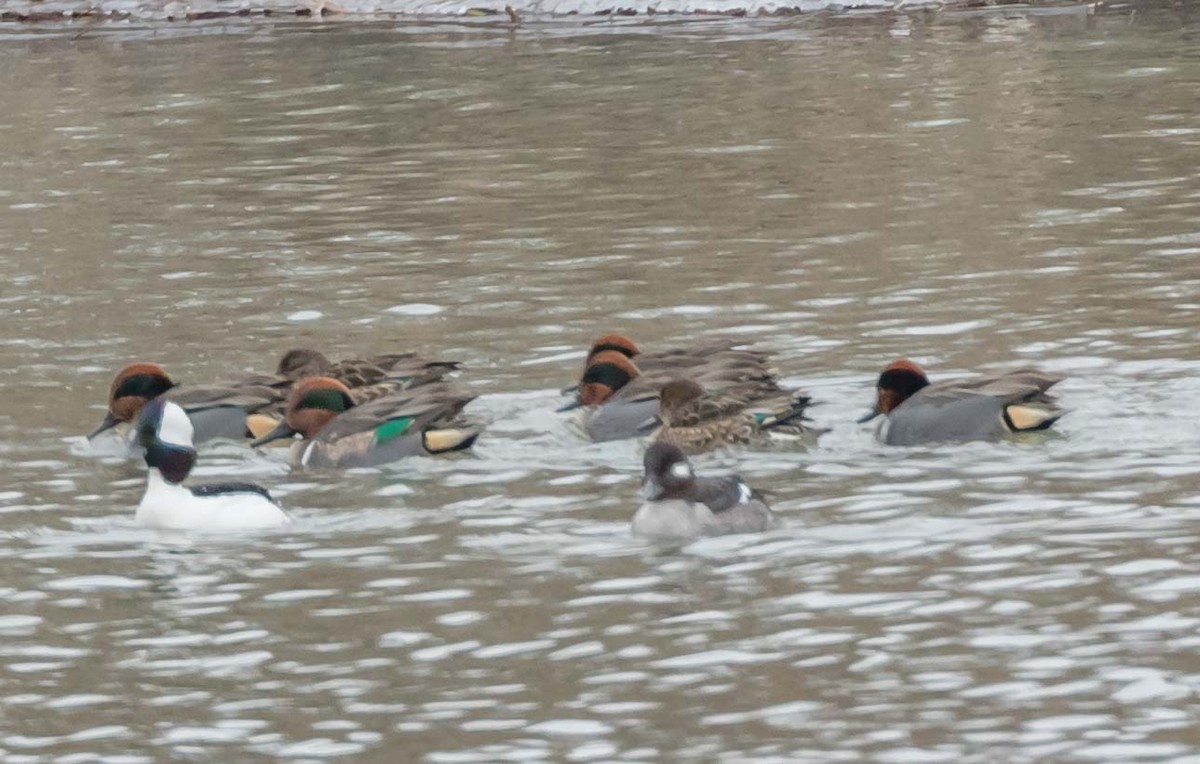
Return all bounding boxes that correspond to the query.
[558,351,640,412]
[641,441,694,500]
[562,333,642,396]
[136,398,197,484]
[88,363,177,439]
[585,333,641,364]
[656,378,705,425]
[857,359,931,423]
[275,348,333,381]
[250,376,354,446]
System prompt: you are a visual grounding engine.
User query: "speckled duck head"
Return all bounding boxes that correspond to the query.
[656,379,705,425]
[640,441,695,501]
[250,376,355,446]
[135,398,197,484]
[275,348,334,381]
[858,359,931,423]
[88,363,177,439]
[559,351,641,411]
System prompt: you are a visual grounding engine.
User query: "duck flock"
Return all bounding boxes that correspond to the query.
[86,334,1065,538]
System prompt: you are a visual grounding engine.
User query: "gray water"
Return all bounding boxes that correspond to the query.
[4,8,1200,762]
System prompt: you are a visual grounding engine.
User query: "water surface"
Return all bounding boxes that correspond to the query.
[3,9,1200,762]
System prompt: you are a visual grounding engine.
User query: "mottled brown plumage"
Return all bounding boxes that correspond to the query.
[561,335,813,445]
[651,378,816,454]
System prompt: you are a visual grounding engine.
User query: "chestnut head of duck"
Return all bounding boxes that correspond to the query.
[585,333,641,364]
[858,359,931,423]
[89,362,177,440]
[250,376,354,446]
[558,351,641,411]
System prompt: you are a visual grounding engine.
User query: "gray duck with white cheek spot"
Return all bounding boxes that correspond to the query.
[633,442,777,540]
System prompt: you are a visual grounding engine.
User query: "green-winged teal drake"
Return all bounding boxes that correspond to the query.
[87,362,286,446]
[634,442,776,539]
[249,376,479,468]
[858,359,1064,446]
[564,333,773,394]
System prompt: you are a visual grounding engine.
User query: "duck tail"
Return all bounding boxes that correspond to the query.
[245,413,283,440]
[422,427,480,454]
[756,393,813,431]
[1004,403,1063,432]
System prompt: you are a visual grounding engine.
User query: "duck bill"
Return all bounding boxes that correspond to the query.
[87,412,120,440]
[560,384,579,396]
[557,398,584,413]
[856,406,882,424]
[250,420,298,448]
[639,478,663,501]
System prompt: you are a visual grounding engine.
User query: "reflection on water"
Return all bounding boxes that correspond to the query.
[4,8,1200,762]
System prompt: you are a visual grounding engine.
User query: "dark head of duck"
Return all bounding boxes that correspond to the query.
[88,362,177,439]
[641,441,695,501]
[136,398,197,484]
[250,376,355,446]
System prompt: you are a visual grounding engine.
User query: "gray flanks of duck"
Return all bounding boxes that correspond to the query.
[88,336,1068,537]
[857,358,1064,447]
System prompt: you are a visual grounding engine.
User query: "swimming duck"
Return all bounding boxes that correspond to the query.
[135,399,289,531]
[88,363,286,446]
[857,359,1064,446]
[88,349,462,447]
[565,333,774,394]
[650,378,816,454]
[560,347,800,443]
[249,377,480,468]
[275,348,459,391]
[634,442,777,539]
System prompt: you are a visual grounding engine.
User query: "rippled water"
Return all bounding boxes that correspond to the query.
[4,8,1200,762]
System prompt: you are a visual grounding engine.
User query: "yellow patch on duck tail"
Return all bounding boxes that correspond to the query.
[246,414,283,441]
[422,428,479,454]
[1005,404,1061,432]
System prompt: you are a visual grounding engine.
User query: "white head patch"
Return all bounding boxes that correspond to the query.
[669,461,693,481]
[737,481,753,503]
[158,401,195,448]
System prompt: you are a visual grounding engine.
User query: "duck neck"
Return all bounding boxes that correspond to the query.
[144,468,187,500]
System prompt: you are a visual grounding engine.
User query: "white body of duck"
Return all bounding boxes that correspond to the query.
[135,399,289,532]
[137,471,289,532]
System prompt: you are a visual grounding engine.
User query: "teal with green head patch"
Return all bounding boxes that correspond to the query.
[375,417,415,443]
[298,388,353,413]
